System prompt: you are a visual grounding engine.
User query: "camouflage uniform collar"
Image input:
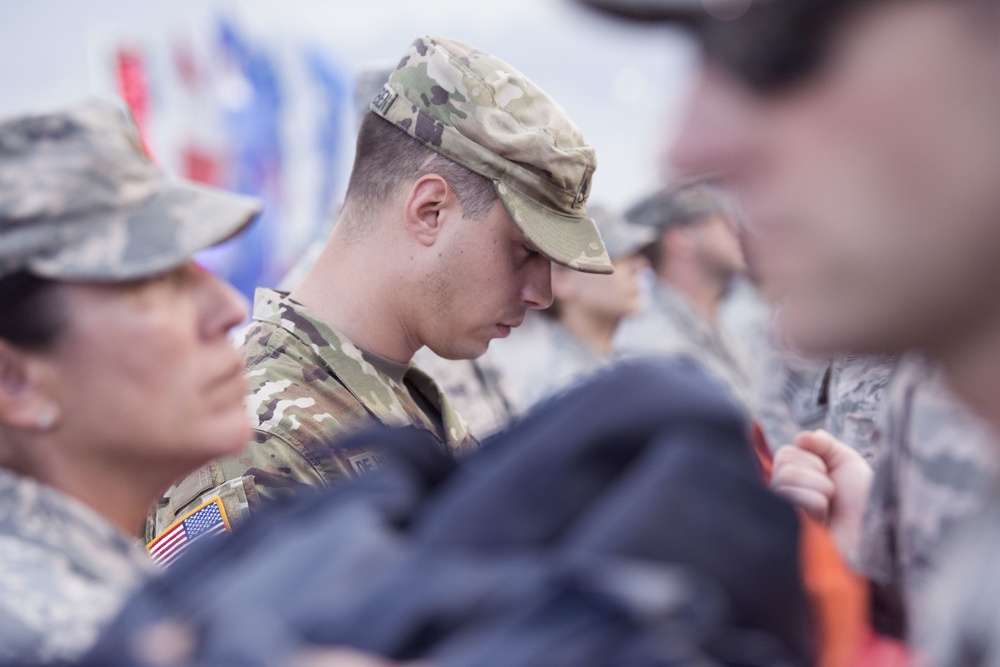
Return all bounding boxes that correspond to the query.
[249,288,474,448]
[361,347,410,386]
[250,289,414,422]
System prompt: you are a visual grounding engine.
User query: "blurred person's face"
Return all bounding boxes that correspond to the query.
[687,214,746,281]
[422,199,554,360]
[553,252,650,322]
[671,1,1000,357]
[39,262,250,478]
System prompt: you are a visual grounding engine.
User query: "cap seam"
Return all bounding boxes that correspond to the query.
[432,37,592,170]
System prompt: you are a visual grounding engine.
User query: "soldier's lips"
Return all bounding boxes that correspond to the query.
[496,316,524,338]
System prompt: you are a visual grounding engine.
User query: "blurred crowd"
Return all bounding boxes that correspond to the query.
[3,1,1000,666]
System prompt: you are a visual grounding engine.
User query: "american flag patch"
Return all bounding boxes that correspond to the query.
[147,497,231,567]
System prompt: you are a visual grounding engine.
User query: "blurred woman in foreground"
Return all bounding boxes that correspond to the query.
[0,99,259,663]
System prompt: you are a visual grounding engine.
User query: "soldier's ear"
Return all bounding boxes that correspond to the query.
[403,174,453,247]
[0,341,59,432]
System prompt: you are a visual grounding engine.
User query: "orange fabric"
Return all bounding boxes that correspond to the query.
[750,422,774,481]
[799,514,869,667]
[751,422,869,667]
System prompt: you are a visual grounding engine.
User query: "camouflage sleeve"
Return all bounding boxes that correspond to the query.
[146,429,325,544]
[145,422,401,544]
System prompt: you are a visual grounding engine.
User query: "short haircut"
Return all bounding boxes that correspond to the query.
[342,111,498,232]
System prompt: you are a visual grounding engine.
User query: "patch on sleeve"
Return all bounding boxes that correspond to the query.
[147,496,231,567]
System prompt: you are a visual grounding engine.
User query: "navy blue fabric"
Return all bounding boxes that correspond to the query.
[78,358,812,667]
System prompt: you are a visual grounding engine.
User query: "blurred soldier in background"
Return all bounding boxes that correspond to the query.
[0,99,258,662]
[150,35,613,542]
[614,180,751,407]
[581,0,1000,662]
[490,204,654,413]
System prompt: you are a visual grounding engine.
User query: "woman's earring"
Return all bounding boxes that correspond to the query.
[36,411,55,431]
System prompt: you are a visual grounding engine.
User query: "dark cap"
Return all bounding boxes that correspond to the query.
[626,181,734,232]
[577,0,764,22]
[0,99,261,281]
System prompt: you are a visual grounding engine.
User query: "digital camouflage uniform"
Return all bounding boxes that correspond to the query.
[752,339,831,451]
[0,468,154,663]
[824,353,898,465]
[919,486,1000,667]
[615,282,753,409]
[753,348,896,459]
[859,352,1000,639]
[148,289,476,541]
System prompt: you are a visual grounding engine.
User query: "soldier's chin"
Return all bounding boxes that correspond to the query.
[428,338,490,361]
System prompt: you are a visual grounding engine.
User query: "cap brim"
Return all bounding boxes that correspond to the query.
[496,181,614,275]
[27,181,261,281]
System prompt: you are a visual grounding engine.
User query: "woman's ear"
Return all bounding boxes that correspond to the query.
[403,174,453,247]
[0,341,59,432]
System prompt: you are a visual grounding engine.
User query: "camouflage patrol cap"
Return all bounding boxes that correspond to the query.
[0,99,261,281]
[370,36,613,275]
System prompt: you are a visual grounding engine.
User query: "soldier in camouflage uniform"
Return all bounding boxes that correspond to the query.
[490,204,655,413]
[150,36,614,541]
[614,180,752,408]
[0,100,258,661]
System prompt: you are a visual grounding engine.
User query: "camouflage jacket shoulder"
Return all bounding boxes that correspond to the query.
[0,468,153,663]
[918,485,1000,666]
[148,289,476,543]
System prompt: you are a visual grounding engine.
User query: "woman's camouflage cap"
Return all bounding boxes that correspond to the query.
[0,99,261,281]
[370,36,613,275]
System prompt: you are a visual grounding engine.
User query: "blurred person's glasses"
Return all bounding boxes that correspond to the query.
[688,0,874,92]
